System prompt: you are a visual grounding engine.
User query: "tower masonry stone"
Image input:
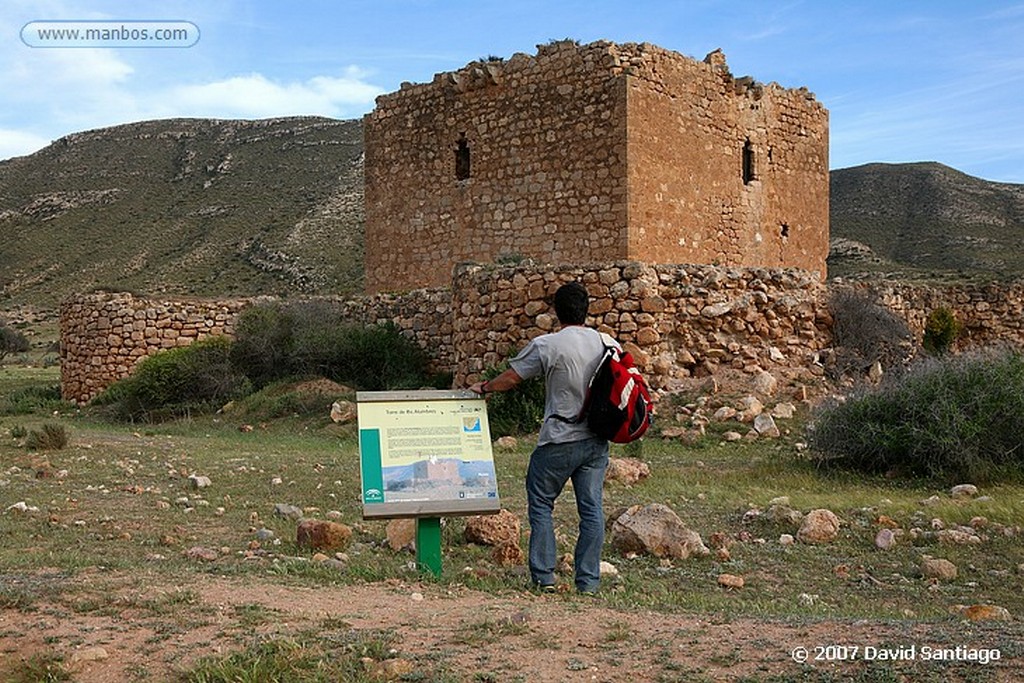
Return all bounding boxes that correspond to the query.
[363,40,829,294]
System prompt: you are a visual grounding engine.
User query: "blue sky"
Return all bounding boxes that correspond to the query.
[2,1,1023,182]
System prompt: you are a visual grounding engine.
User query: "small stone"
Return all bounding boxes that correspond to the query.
[255,528,275,541]
[274,503,304,520]
[188,474,212,489]
[954,604,1011,621]
[921,558,958,581]
[753,413,780,438]
[464,509,520,546]
[874,528,896,550]
[599,560,619,578]
[950,484,979,499]
[723,431,743,442]
[604,457,651,486]
[771,402,796,419]
[70,646,109,664]
[779,534,795,545]
[410,592,424,602]
[330,400,357,424]
[311,553,329,563]
[492,542,524,566]
[386,518,416,552]
[494,435,519,451]
[185,546,219,562]
[717,573,744,589]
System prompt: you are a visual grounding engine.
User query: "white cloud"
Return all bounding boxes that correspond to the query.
[161,68,384,120]
[0,128,52,159]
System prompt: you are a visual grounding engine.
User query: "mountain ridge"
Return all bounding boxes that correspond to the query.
[3,117,1023,319]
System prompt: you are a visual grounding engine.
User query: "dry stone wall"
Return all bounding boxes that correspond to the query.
[60,289,452,404]
[451,262,832,393]
[60,293,250,403]
[60,269,1024,404]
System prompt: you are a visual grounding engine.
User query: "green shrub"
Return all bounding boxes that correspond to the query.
[922,306,963,356]
[827,288,913,377]
[95,336,250,421]
[0,384,66,416]
[0,325,30,363]
[809,349,1024,483]
[230,301,434,391]
[229,303,296,388]
[25,423,69,450]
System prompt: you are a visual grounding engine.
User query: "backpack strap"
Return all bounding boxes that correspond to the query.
[549,331,616,424]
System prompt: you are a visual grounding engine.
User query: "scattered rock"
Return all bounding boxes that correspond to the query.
[70,646,109,665]
[5,501,39,514]
[491,541,524,566]
[296,519,353,551]
[736,396,764,421]
[718,573,744,589]
[937,529,983,545]
[599,560,619,578]
[770,402,796,419]
[921,557,957,581]
[713,406,737,421]
[874,528,897,550]
[185,546,219,562]
[950,484,979,499]
[494,435,519,451]
[330,400,357,424]
[723,431,743,442]
[876,515,900,529]
[779,534,795,546]
[604,457,651,486]
[766,504,803,527]
[797,509,841,544]
[188,474,212,489]
[386,518,416,552]
[274,503,304,520]
[753,413,780,438]
[464,509,520,546]
[751,371,777,396]
[953,604,1011,622]
[609,503,709,560]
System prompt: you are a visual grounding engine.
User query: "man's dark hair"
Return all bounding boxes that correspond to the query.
[553,282,589,325]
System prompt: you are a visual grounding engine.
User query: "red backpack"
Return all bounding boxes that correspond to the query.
[554,335,654,443]
[584,343,654,443]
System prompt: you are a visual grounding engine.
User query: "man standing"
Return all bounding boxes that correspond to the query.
[469,282,613,594]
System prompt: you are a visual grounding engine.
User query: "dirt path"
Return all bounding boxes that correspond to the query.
[1,574,1017,682]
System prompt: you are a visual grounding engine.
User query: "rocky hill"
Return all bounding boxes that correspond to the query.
[828,162,1024,280]
[0,117,364,313]
[3,118,1023,320]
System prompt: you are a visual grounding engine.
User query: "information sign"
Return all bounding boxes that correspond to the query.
[357,390,500,519]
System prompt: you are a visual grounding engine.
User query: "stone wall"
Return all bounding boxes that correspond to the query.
[59,289,452,404]
[60,269,1024,405]
[60,293,251,404]
[451,262,832,393]
[363,40,828,294]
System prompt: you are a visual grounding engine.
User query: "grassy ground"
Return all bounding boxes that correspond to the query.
[1,367,1022,681]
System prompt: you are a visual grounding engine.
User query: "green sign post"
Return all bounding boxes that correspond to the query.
[356,390,500,578]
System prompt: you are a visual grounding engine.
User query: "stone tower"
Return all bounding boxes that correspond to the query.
[363,40,829,294]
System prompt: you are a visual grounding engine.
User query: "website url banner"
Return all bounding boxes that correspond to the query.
[21,20,200,48]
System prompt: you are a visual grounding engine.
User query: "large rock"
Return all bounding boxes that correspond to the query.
[797,509,841,544]
[330,400,357,424]
[296,519,352,551]
[609,503,709,560]
[386,518,416,552]
[604,457,651,486]
[464,509,520,546]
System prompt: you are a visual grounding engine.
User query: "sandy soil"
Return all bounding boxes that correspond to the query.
[1,573,1017,682]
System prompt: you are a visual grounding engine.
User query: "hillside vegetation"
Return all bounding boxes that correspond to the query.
[0,117,364,311]
[3,118,1024,320]
[829,162,1024,280]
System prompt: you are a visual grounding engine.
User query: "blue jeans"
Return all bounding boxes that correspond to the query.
[525,437,609,592]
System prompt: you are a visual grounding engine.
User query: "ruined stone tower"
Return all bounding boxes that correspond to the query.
[363,40,829,294]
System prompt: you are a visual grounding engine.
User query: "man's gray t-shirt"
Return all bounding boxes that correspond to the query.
[508,325,617,446]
